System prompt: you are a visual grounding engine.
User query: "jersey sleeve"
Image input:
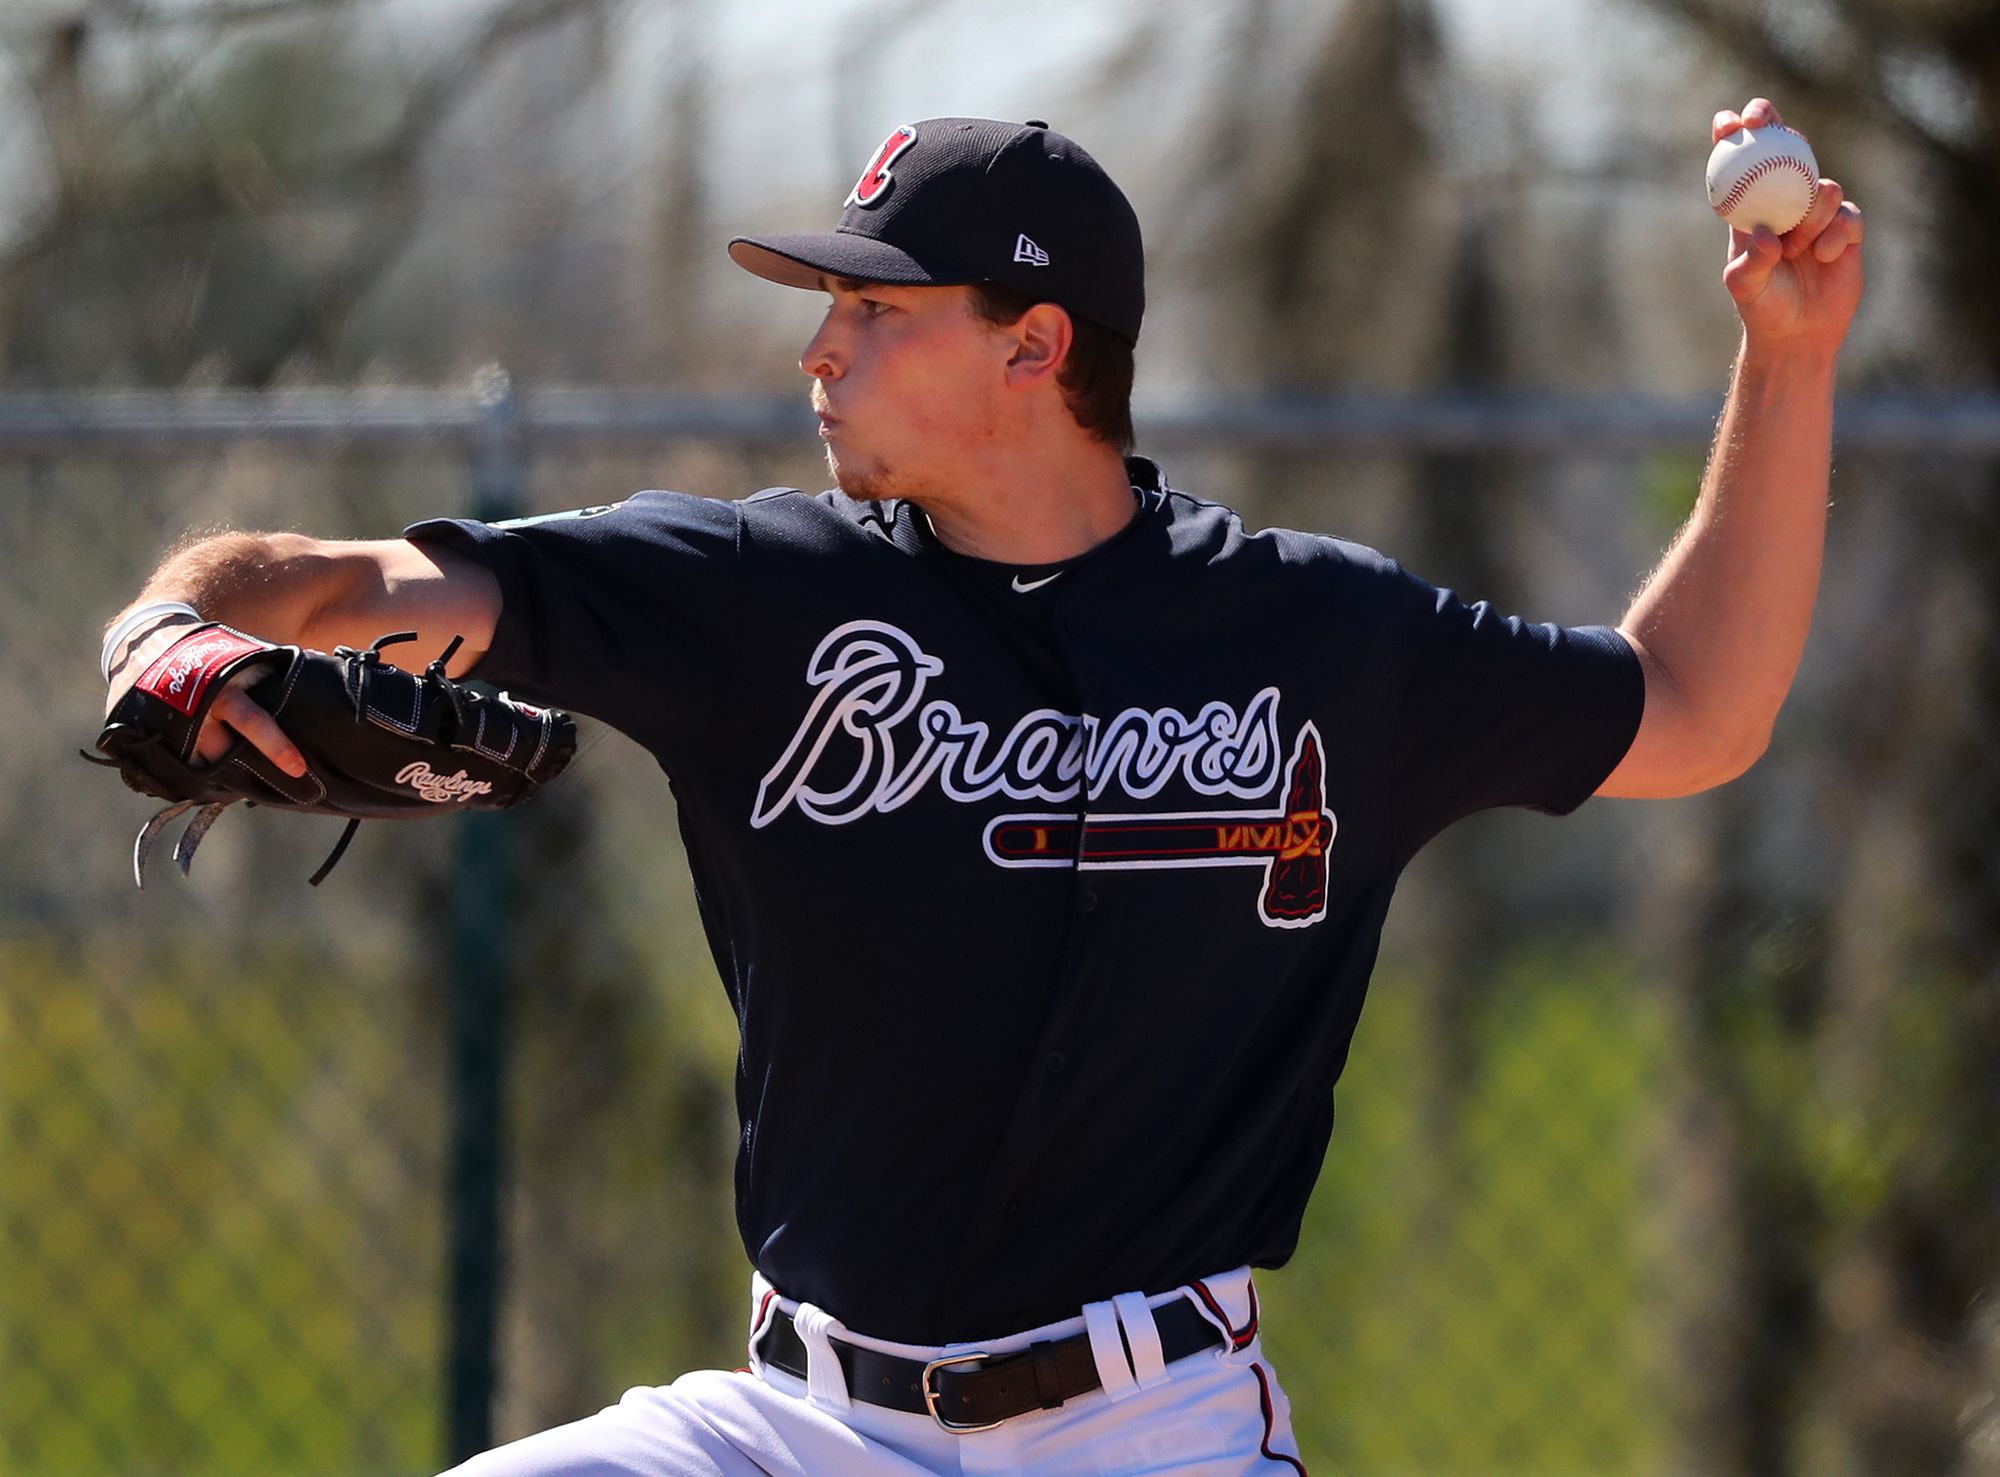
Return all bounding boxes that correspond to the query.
[403,491,744,737]
[1375,562,1644,850]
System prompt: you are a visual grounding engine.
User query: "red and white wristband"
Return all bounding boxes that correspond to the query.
[101,601,203,683]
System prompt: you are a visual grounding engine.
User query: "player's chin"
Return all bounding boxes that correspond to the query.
[826,446,893,502]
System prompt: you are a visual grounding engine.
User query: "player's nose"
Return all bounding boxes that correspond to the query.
[800,310,845,381]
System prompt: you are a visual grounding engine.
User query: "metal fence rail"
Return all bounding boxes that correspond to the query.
[3,386,1998,455]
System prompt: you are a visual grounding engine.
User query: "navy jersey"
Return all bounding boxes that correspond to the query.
[407,456,1643,1345]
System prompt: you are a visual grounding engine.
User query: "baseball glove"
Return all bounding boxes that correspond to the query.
[90,623,575,888]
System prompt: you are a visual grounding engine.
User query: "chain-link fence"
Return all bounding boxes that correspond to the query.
[2,401,802,1477]
[5,387,1997,1477]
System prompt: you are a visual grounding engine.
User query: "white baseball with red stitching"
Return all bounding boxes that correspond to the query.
[1706,123,1819,234]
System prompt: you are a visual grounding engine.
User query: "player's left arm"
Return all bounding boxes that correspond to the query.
[1597,97,1865,800]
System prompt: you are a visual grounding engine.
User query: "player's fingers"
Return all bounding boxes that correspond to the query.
[1740,96,1780,130]
[197,681,308,776]
[1712,109,1744,143]
[1781,178,1844,257]
[1813,199,1865,262]
[193,671,253,764]
[1724,224,1782,301]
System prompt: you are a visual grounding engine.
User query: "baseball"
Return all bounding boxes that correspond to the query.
[1706,123,1819,234]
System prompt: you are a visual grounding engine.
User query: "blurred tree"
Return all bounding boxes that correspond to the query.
[492,768,744,1443]
[1195,0,1451,397]
[1633,2,2000,1472]
[0,0,610,387]
[1190,0,1572,1244]
[0,3,752,1459]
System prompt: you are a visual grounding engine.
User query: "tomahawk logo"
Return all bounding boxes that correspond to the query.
[985,724,1333,929]
[846,125,918,208]
[751,620,1334,928]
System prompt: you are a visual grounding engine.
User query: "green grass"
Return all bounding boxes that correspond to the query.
[1260,947,1670,1477]
[1,942,443,1477]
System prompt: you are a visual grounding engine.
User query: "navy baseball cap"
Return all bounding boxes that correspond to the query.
[729,118,1145,345]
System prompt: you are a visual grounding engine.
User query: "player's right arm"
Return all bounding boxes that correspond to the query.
[103,533,501,776]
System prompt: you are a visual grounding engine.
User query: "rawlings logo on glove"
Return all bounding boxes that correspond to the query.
[395,762,497,803]
[89,625,576,888]
[135,625,267,714]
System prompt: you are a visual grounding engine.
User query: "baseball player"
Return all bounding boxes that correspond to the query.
[99,98,1861,1476]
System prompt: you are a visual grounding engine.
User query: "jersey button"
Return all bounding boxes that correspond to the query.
[1080,888,1098,912]
[1045,1051,1067,1074]
[1003,1196,1022,1218]
[1063,615,1083,635]
[1083,675,1104,698]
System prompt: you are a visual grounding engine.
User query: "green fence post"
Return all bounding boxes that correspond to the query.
[445,366,523,1466]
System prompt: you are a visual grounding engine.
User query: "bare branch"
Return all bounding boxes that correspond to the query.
[1638,0,1981,168]
[249,0,613,378]
[82,0,355,29]
[0,0,613,382]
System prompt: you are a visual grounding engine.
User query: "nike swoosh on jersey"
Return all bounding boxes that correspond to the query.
[1011,572,1064,593]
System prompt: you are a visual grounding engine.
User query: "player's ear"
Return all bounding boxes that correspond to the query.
[1004,302,1073,390]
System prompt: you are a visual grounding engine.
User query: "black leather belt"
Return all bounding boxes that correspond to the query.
[756,1296,1223,1432]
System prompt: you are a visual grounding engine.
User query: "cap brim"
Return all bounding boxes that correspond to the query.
[727,232,973,291]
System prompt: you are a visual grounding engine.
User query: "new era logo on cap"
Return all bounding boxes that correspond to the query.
[1013,234,1050,267]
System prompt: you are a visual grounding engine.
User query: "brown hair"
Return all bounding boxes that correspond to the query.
[967,282,1135,453]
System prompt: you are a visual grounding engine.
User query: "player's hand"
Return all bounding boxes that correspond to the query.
[1714,98,1864,357]
[105,620,308,777]
[193,673,308,774]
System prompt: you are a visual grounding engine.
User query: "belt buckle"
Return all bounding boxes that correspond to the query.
[921,1350,1003,1433]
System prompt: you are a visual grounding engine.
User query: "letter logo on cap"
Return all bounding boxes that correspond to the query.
[1013,234,1050,267]
[846,125,918,208]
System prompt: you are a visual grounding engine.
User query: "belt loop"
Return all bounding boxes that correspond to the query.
[746,1285,780,1372]
[1184,1269,1259,1352]
[792,1302,853,1412]
[1111,1291,1168,1388]
[1028,1340,1063,1411]
[1082,1299,1138,1403]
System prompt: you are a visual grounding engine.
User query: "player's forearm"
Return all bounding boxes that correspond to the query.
[110,533,500,682]
[120,532,364,648]
[1619,339,1834,783]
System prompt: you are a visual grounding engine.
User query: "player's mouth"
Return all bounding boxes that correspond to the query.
[810,387,840,440]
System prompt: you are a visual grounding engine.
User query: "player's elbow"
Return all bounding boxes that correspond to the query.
[1698,720,1773,791]
[1619,636,1782,797]
[1666,713,1774,796]
[1604,709,1774,800]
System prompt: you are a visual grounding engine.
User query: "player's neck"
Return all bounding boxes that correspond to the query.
[913,438,1136,565]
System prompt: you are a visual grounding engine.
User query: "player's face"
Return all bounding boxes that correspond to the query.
[801,281,1015,503]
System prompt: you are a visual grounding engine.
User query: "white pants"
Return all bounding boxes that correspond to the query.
[444,1268,1306,1477]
